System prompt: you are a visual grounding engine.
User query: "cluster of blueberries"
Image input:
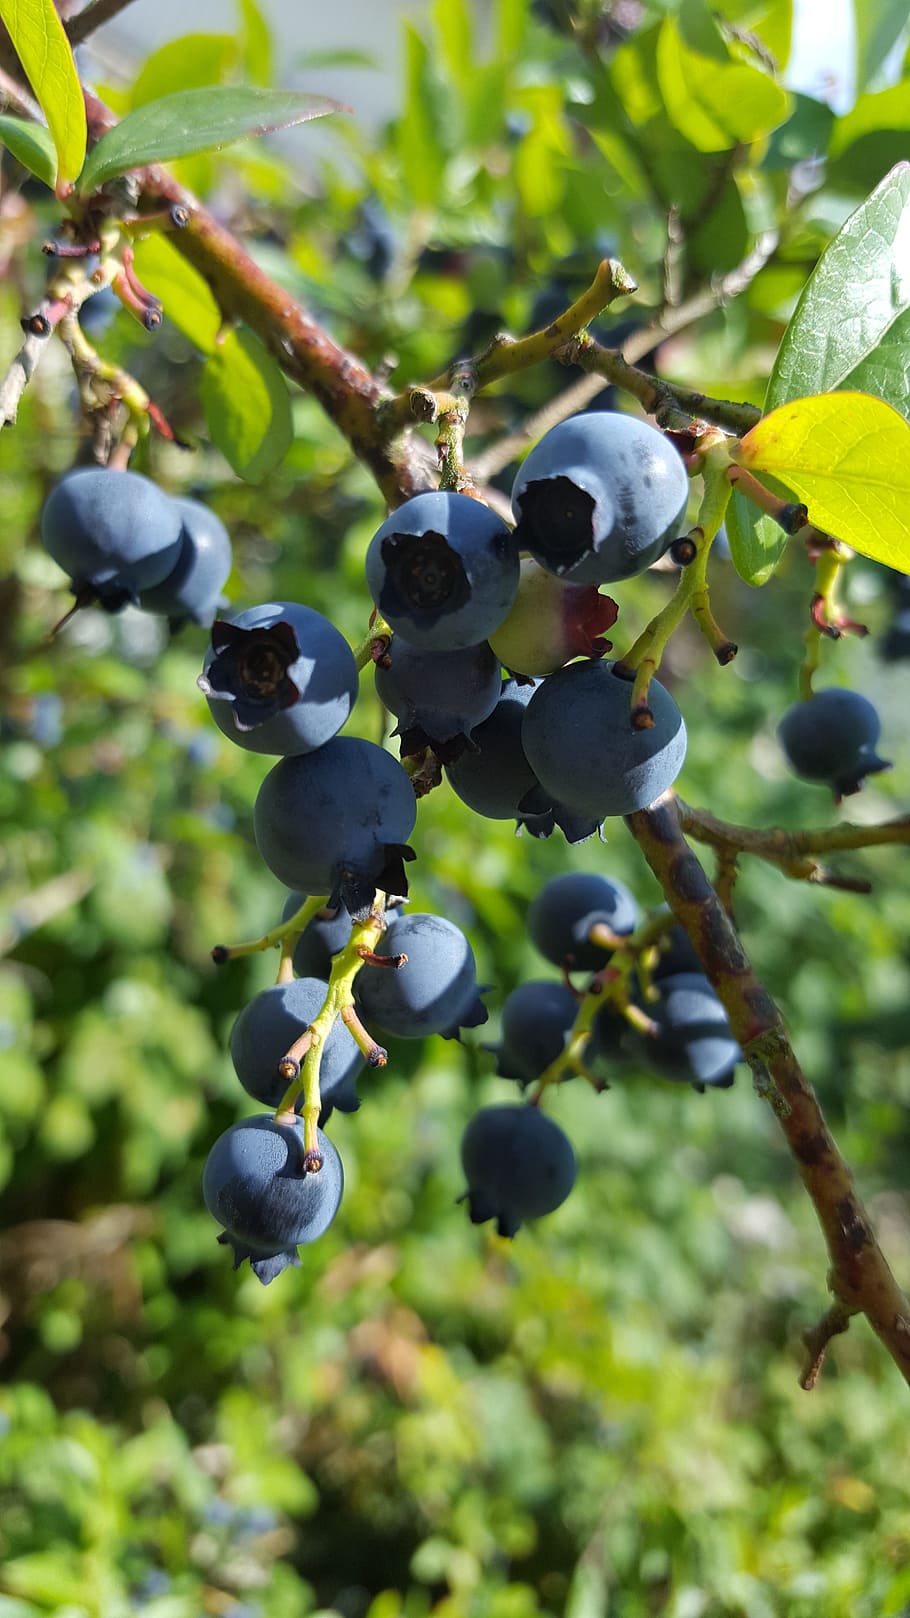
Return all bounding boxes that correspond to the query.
[40,465,233,626]
[35,406,895,1282]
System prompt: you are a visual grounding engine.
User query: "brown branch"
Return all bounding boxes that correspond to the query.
[626,792,910,1387]
[81,92,434,509]
[66,0,140,47]
[676,799,910,887]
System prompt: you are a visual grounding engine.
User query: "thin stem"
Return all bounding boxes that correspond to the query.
[675,798,910,884]
[211,894,329,964]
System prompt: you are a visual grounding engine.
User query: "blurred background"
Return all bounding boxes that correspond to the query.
[2,1,910,1614]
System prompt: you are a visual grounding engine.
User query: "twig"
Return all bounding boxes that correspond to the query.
[471,237,774,480]
[66,0,140,48]
[675,799,910,887]
[627,792,910,1387]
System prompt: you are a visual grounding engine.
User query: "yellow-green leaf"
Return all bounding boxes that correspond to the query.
[200,326,292,482]
[0,0,86,182]
[734,392,910,572]
[131,233,221,354]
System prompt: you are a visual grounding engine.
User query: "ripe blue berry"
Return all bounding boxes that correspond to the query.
[254,737,417,916]
[230,979,364,1112]
[41,467,184,609]
[355,912,488,1038]
[374,636,502,759]
[522,660,687,818]
[493,980,580,1082]
[444,678,600,842]
[527,871,640,972]
[460,1105,577,1237]
[777,688,891,799]
[139,497,232,626]
[199,601,358,756]
[646,972,740,1090]
[365,491,519,650]
[203,1115,343,1283]
[511,412,689,584]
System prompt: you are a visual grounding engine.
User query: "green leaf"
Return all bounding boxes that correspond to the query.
[200,326,292,482]
[131,233,221,354]
[730,161,910,585]
[767,163,910,412]
[764,92,834,169]
[0,0,86,182]
[238,0,273,87]
[129,33,238,109]
[712,0,793,71]
[433,0,472,90]
[734,392,910,571]
[0,113,57,187]
[396,25,448,208]
[657,3,790,152]
[76,84,344,194]
[853,0,910,93]
[826,81,910,194]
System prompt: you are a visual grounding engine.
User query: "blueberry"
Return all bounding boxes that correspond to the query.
[230,978,364,1112]
[521,660,687,818]
[139,497,233,626]
[527,871,640,971]
[365,491,520,650]
[254,737,417,916]
[651,921,702,981]
[444,677,600,843]
[199,601,358,756]
[493,980,580,1082]
[777,688,891,799]
[203,1115,343,1282]
[645,972,740,1090]
[40,467,184,609]
[374,636,503,760]
[460,1104,577,1237]
[355,912,488,1038]
[511,411,689,584]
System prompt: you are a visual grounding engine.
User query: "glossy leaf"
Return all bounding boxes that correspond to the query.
[200,326,292,482]
[0,113,56,188]
[0,0,86,182]
[734,392,910,571]
[131,234,222,354]
[767,162,910,411]
[657,5,790,153]
[729,162,910,585]
[76,84,344,194]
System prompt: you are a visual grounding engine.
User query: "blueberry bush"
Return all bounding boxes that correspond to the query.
[2,0,910,1613]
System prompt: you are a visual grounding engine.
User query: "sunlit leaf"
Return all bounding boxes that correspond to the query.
[131,233,221,354]
[0,113,56,187]
[0,0,86,182]
[734,392,910,571]
[657,4,790,153]
[77,84,344,194]
[200,326,292,482]
[729,162,910,585]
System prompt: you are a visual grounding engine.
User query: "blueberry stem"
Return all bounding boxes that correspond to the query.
[210,893,329,963]
[799,544,865,701]
[614,442,735,714]
[274,894,391,1151]
[352,612,393,671]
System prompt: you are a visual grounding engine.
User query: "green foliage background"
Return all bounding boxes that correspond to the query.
[2,1,910,1614]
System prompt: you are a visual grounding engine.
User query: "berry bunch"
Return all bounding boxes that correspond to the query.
[180,409,703,1276]
[41,467,232,626]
